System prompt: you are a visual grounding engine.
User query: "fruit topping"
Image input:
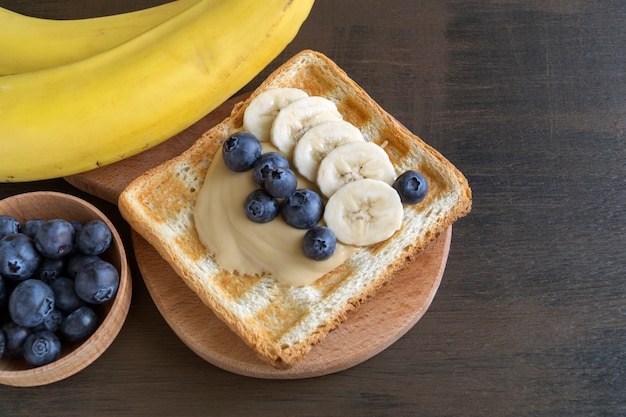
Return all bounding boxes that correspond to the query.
[243,88,309,142]
[281,189,324,229]
[317,141,396,198]
[264,167,298,198]
[244,189,280,223]
[393,170,429,204]
[252,151,290,186]
[270,96,343,157]
[222,131,262,172]
[324,178,404,246]
[215,88,433,269]
[302,226,337,260]
[293,120,365,182]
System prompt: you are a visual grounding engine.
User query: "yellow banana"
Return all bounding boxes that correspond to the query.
[0,0,200,75]
[0,0,314,182]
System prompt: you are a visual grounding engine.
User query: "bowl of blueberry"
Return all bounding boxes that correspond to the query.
[0,191,131,387]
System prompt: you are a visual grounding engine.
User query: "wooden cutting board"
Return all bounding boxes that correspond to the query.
[65,93,452,378]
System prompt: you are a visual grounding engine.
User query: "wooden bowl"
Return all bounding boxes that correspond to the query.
[0,191,131,387]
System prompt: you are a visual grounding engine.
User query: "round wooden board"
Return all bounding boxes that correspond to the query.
[132,227,451,379]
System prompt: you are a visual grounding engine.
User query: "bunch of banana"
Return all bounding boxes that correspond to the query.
[0,0,199,75]
[0,0,314,182]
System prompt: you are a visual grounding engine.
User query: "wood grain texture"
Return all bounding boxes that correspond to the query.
[133,227,451,379]
[0,0,624,416]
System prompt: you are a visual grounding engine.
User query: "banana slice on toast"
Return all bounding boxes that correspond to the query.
[324,178,404,246]
[293,120,365,182]
[243,88,309,142]
[317,141,396,198]
[270,96,343,157]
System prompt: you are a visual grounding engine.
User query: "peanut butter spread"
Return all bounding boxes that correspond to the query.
[193,143,358,287]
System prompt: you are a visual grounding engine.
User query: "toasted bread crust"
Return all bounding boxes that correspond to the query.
[119,50,471,368]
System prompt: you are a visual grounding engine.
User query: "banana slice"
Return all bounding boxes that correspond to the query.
[293,120,366,182]
[316,141,396,198]
[324,178,404,246]
[270,96,343,157]
[243,88,309,142]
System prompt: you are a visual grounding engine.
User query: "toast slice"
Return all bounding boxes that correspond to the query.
[118,50,472,369]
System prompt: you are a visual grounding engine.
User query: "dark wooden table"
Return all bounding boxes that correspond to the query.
[1,1,624,416]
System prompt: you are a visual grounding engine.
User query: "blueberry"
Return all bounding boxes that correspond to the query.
[222,131,262,172]
[34,219,75,259]
[50,276,85,313]
[36,257,66,283]
[281,189,324,229]
[2,321,31,357]
[264,167,297,198]
[75,219,112,255]
[0,215,20,239]
[35,308,66,333]
[244,189,279,223]
[0,276,7,310]
[21,219,44,238]
[0,329,5,359]
[8,279,55,328]
[392,170,429,204]
[69,220,83,233]
[22,330,61,367]
[0,233,42,281]
[252,152,290,185]
[61,306,98,342]
[302,226,337,260]
[66,254,101,278]
[74,260,119,304]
